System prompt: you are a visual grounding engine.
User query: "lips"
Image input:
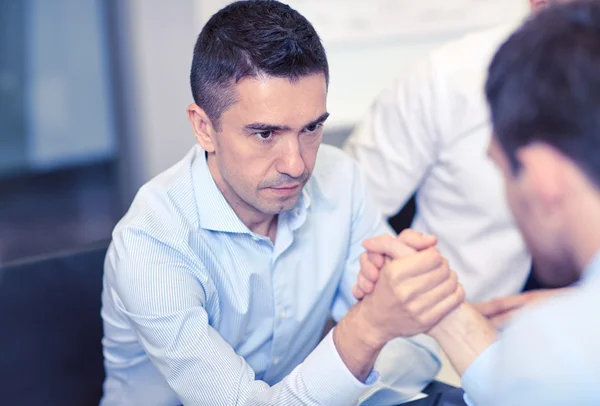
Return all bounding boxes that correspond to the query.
[272,184,301,190]
[268,184,301,196]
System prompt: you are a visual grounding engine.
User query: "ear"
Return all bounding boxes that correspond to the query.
[529,0,548,13]
[517,143,568,209]
[187,104,217,153]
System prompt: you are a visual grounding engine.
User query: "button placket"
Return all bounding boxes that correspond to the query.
[268,255,293,372]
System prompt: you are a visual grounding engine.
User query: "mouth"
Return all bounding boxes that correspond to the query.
[268,184,302,196]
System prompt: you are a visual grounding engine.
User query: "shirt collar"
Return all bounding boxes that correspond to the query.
[582,250,600,283]
[191,146,311,234]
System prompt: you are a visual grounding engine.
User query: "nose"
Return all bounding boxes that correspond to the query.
[275,136,305,178]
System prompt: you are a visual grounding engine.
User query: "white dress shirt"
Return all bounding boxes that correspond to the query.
[462,252,600,405]
[344,24,531,302]
[101,144,440,405]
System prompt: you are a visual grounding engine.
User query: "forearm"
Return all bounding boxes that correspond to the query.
[428,302,497,376]
[333,302,386,382]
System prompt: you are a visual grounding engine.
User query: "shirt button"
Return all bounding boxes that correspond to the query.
[280,311,287,319]
[273,357,280,365]
[294,209,300,216]
[251,235,259,241]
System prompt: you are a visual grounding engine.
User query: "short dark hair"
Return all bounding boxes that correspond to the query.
[486,0,600,186]
[190,0,329,130]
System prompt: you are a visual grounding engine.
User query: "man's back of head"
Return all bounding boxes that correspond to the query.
[486,0,600,284]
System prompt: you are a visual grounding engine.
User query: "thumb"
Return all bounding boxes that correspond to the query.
[363,234,417,260]
[397,229,437,251]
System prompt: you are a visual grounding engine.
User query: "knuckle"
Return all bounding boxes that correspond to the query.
[442,258,450,271]
[427,248,442,266]
[417,313,433,328]
[441,279,455,295]
[439,260,450,278]
[399,229,411,238]
[403,289,417,304]
[366,266,379,280]
[455,285,466,302]
[360,254,369,268]
[367,251,380,263]
[448,271,458,288]
[380,263,392,279]
[394,287,410,304]
[359,277,372,291]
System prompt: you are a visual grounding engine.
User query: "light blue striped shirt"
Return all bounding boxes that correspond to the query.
[463,252,600,406]
[101,144,440,406]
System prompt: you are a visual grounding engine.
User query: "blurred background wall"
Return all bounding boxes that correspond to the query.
[0,0,527,263]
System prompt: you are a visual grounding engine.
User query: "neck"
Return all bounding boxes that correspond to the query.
[245,215,279,241]
[207,155,278,241]
[567,189,600,272]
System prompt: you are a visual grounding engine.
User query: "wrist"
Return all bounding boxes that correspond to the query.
[333,303,386,382]
[426,302,497,376]
[428,302,498,347]
[427,304,464,341]
[351,298,390,350]
[336,302,387,353]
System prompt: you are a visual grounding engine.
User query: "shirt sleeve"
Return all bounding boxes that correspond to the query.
[343,56,445,217]
[107,226,377,406]
[329,163,441,405]
[461,296,598,406]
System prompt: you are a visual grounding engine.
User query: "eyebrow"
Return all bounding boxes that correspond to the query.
[244,112,330,132]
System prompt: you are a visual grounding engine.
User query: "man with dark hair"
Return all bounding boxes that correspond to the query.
[100,1,463,405]
[364,1,600,404]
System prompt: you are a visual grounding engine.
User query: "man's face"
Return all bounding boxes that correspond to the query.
[488,137,578,287]
[202,74,328,217]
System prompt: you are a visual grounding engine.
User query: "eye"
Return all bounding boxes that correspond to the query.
[304,123,323,134]
[254,131,274,141]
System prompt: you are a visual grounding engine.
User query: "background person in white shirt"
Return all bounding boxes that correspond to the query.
[345,0,572,325]
[362,2,600,404]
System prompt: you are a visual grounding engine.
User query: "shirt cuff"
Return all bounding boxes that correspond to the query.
[461,341,497,406]
[300,328,380,404]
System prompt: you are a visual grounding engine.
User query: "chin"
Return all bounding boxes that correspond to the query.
[258,198,299,215]
[532,254,580,288]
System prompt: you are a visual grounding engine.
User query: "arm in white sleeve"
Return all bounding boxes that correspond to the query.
[343,57,446,217]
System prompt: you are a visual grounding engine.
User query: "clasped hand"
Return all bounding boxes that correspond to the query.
[354,230,465,343]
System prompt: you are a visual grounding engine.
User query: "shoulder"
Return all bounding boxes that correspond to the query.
[496,286,600,381]
[395,24,518,103]
[105,148,211,306]
[466,286,600,405]
[430,24,517,79]
[114,146,200,242]
[374,25,518,131]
